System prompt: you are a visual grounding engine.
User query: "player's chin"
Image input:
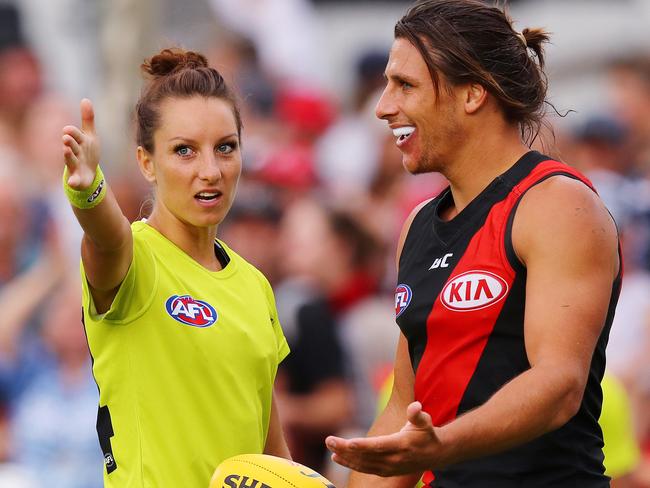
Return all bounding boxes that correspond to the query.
[402,156,425,175]
[192,210,228,228]
[193,201,232,222]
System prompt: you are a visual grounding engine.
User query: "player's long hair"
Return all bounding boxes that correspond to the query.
[396,0,551,146]
[135,48,242,153]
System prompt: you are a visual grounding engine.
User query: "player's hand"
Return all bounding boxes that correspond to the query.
[62,98,101,190]
[325,401,442,476]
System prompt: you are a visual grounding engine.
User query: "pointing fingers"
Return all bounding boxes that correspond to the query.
[62,125,84,145]
[80,98,96,135]
[61,99,101,190]
[62,133,81,157]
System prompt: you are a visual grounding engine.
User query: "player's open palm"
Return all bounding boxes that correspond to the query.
[326,401,442,476]
[62,98,100,190]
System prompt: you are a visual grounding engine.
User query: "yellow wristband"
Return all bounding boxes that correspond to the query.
[62,165,107,209]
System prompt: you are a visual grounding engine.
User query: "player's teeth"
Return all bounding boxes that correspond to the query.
[392,126,415,138]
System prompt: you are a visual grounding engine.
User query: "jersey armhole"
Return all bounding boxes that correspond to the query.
[504,172,586,274]
[398,198,436,271]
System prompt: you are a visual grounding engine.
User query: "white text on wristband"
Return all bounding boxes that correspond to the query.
[63,165,107,209]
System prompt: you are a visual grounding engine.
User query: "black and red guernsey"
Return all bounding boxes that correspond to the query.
[395,151,621,487]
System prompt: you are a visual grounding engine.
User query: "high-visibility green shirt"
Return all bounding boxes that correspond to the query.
[600,373,641,479]
[81,221,289,488]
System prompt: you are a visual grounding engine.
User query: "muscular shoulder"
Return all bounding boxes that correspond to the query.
[512,175,619,278]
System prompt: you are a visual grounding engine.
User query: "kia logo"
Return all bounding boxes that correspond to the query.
[441,271,508,311]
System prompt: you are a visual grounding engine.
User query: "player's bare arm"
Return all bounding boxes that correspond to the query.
[62,98,132,312]
[326,176,619,476]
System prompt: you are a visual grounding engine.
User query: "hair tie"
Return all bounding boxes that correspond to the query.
[517,31,528,47]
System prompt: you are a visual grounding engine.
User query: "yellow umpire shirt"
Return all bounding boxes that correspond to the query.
[81,221,289,488]
[600,373,641,480]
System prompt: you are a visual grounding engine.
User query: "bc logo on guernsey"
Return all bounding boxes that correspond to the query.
[165,295,218,327]
[441,270,508,312]
[395,284,413,318]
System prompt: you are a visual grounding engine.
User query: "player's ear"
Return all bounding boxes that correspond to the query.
[464,82,488,115]
[137,146,156,184]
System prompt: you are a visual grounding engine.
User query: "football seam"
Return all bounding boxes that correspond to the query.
[232,459,300,488]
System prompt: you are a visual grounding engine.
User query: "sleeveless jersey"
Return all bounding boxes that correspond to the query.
[395,151,621,487]
[81,221,289,488]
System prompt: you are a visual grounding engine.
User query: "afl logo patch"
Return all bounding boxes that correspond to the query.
[441,270,508,312]
[395,284,413,318]
[165,295,217,327]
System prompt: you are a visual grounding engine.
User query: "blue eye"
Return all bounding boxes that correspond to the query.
[217,142,237,154]
[175,145,194,157]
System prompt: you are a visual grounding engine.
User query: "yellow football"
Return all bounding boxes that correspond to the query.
[209,454,337,488]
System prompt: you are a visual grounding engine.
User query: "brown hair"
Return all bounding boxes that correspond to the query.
[135,48,242,152]
[395,0,550,144]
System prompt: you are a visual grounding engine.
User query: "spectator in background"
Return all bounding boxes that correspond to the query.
[275,198,385,473]
[0,157,99,487]
[18,95,85,267]
[206,32,279,178]
[0,163,60,370]
[0,4,42,154]
[0,278,102,488]
[608,56,650,178]
[570,116,633,226]
[607,56,650,271]
[316,50,389,198]
[0,161,73,486]
[219,181,284,285]
[207,33,276,119]
[208,0,324,85]
[254,85,336,197]
[0,165,36,288]
[274,199,354,472]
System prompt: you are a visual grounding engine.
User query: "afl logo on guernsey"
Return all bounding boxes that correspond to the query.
[395,284,413,318]
[441,270,508,312]
[165,295,218,327]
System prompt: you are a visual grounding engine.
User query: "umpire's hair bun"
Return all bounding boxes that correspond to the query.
[141,48,209,78]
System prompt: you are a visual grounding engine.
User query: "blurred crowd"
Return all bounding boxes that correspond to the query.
[0,1,649,487]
